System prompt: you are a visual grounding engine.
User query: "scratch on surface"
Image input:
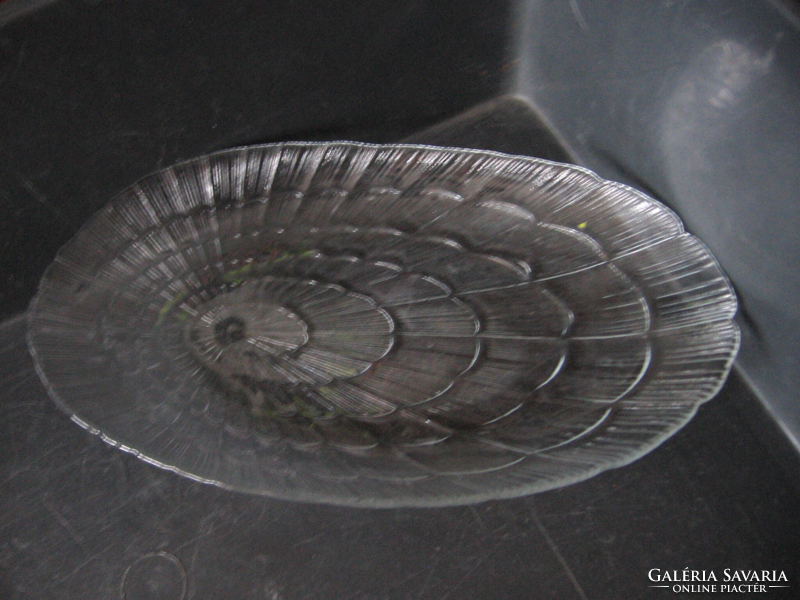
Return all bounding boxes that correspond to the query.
[173,516,228,553]
[568,0,590,32]
[0,466,30,487]
[435,540,503,600]
[416,552,442,598]
[185,541,201,599]
[43,499,85,544]
[0,373,35,397]
[156,143,168,170]
[0,41,26,88]
[11,169,77,231]
[388,564,430,590]
[290,532,325,548]
[0,368,31,387]
[530,505,589,600]
[50,555,100,587]
[469,505,488,531]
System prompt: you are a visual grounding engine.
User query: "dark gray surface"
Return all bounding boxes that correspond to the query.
[3,314,799,599]
[3,0,799,452]
[0,0,513,317]
[2,0,800,596]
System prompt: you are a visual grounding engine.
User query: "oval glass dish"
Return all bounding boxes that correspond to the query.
[27,143,740,507]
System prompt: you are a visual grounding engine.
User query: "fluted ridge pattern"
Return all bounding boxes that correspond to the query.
[28,143,739,507]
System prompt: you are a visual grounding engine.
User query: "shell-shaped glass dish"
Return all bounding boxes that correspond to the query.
[28,143,739,507]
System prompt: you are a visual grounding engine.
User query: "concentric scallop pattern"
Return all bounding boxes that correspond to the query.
[28,143,740,507]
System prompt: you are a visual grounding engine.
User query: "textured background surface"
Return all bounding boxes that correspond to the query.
[2,0,800,596]
[3,314,799,598]
[2,0,799,449]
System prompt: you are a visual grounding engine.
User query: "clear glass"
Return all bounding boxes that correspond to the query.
[27,143,739,507]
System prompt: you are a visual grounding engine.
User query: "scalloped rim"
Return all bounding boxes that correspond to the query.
[26,142,741,508]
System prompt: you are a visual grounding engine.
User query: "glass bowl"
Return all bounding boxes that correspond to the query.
[28,143,739,507]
